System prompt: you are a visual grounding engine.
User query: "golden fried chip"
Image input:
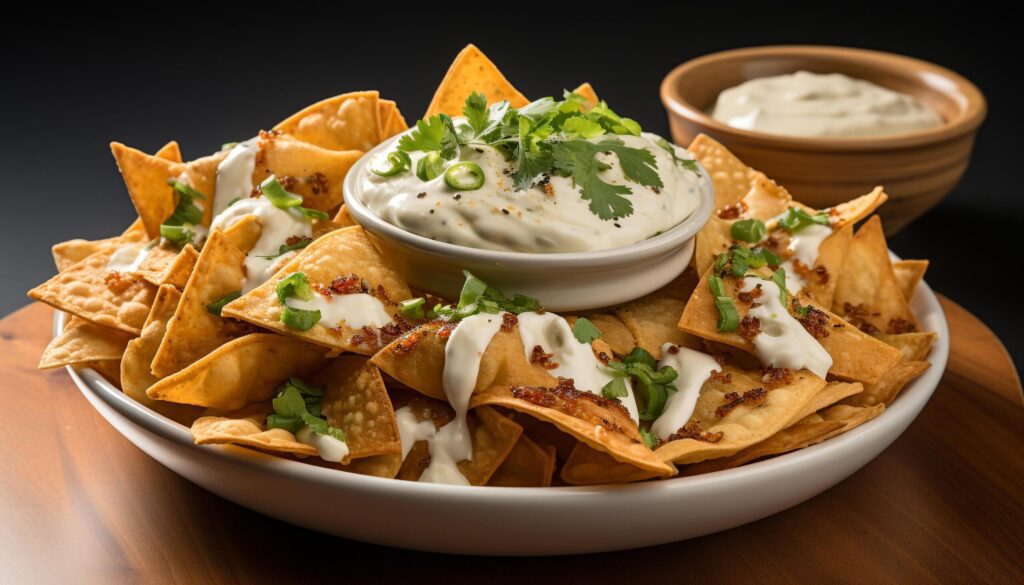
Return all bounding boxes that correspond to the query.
[254,135,363,214]
[377,99,409,141]
[571,82,599,109]
[789,381,863,425]
[223,227,412,355]
[110,142,186,239]
[878,332,938,362]
[39,316,133,369]
[425,44,529,117]
[336,453,404,478]
[613,269,702,357]
[85,359,123,388]
[150,230,249,377]
[137,243,198,289]
[51,229,148,273]
[893,259,929,301]
[146,333,327,410]
[843,360,931,407]
[818,403,885,438]
[561,442,657,485]
[488,433,556,487]
[191,403,319,458]
[833,216,918,336]
[569,314,635,356]
[687,134,758,211]
[333,204,358,228]
[120,285,204,425]
[679,269,902,384]
[654,366,826,465]
[28,249,156,336]
[315,356,401,461]
[275,91,381,152]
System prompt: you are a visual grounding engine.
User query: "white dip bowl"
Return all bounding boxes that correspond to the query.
[343,136,714,312]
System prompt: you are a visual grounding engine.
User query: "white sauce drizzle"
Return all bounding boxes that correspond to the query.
[778,223,833,294]
[105,242,153,273]
[209,197,312,293]
[394,406,439,460]
[213,138,260,217]
[295,426,349,462]
[285,291,391,330]
[740,277,832,378]
[515,311,639,422]
[650,343,721,440]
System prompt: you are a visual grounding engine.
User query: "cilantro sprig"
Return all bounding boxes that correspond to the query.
[265,377,346,444]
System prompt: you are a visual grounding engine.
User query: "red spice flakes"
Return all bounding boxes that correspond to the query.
[798,304,832,339]
[371,284,399,307]
[737,283,763,305]
[330,274,365,295]
[380,316,414,345]
[501,312,518,332]
[530,345,558,370]
[709,370,733,384]
[715,387,768,418]
[348,325,380,349]
[392,328,425,354]
[435,321,457,341]
[717,202,745,220]
[738,315,762,340]
[510,377,632,434]
[841,302,880,336]
[277,175,299,190]
[285,235,310,247]
[792,259,829,286]
[667,421,724,444]
[764,232,791,257]
[103,271,135,294]
[597,351,611,366]
[887,317,916,334]
[761,366,794,388]
[313,283,333,298]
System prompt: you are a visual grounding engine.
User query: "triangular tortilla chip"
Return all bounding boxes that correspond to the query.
[567,314,635,357]
[314,356,401,461]
[150,229,249,378]
[571,82,599,109]
[687,134,759,211]
[191,403,319,458]
[833,216,918,335]
[28,248,156,335]
[120,284,204,425]
[377,99,409,141]
[110,142,186,239]
[275,91,381,152]
[843,360,931,407]
[51,229,149,273]
[679,268,902,384]
[154,140,182,163]
[39,316,133,369]
[425,44,529,117]
[222,227,412,355]
[138,243,198,289]
[878,332,937,362]
[613,269,702,357]
[254,134,363,213]
[893,259,929,301]
[653,366,826,465]
[488,433,556,487]
[146,333,328,410]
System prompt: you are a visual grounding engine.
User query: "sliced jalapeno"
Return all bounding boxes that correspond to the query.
[443,161,485,191]
[416,152,445,181]
[371,150,412,177]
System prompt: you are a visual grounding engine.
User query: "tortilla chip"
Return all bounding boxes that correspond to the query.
[678,269,902,384]
[827,187,888,227]
[613,269,702,357]
[561,442,658,485]
[687,134,758,211]
[336,453,404,478]
[191,403,319,458]
[150,230,249,377]
[222,227,412,355]
[314,356,401,461]
[425,44,529,117]
[146,333,328,410]
[28,249,156,336]
[569,314,635,356]
[110,142,185,239]
[154,140,182,163]
[85,359,123,388]
[275,90,381,152]
[138,243,198,290]
[488,433,556,487]
[833,216,918,336]
[843,360,931,407]
[395,398,522,486]
[818,403,885,438]
[571,82,599,109]
[39,316,133,369]
[679,416,845,475]
[654,366,826,465]
[120,285,204,425]
[255,135,363,214]
[878,332,938,362]
[333,204,358,228]
[893,259,929,301]
[377,99,409,141]
[51,229,148,273]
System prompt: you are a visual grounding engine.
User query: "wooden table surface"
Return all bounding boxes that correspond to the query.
[1,301,1022,584]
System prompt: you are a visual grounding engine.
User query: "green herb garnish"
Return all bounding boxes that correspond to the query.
[771,268,791,307]
[259,175,328,221]
[571,317,602,344]
[778,207,830,233]
[639,427,659,449]
[256,238,312,260]
[607,348,678,421]
[398,297,428,320]
[160,179,207,247]
[655,137,702,176]
[371,150,412,177]
[276,272,320,331]
[731,218,766,243]
[432,271,542,322]
[709,275,740,332]
[601,376,629,399]
[206,291,241,316]
[265,377,345,443]
[416,152,445,181]
[443,161,485,191]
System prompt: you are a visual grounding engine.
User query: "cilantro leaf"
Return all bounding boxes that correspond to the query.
[598,138,663,189]
[655,137,702,176]
[571,317,602,344]
[551,140,633,220]
[398,114,459,159]
[463,92,490,136]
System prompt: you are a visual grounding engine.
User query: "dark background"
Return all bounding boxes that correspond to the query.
[2,12,1019,370]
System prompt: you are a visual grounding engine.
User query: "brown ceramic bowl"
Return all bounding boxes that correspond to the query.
[660,45,986,232]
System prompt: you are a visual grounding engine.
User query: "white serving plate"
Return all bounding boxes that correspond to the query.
[62,276,948,556]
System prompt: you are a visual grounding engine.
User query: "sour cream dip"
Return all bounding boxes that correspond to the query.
[711,71,942,138]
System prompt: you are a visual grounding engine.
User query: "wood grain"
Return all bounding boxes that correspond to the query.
[1,301,1022,584]
[939,295,1023,406]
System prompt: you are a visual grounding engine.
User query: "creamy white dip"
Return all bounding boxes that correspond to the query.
[295,425,349,462]
[739,277,832,378]
[285,290,391,331]
[106,241,154,273]
[358,126,707,253]
[650,343,721,440]
[711,71,942,138]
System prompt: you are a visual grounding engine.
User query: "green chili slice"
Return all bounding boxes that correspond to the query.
[443,161,485,191]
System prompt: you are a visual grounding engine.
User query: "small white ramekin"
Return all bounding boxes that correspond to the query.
[343,136,714,312]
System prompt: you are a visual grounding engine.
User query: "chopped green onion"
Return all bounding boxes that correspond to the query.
[256,239,312,260]
[160,179,207,247]
[606,348,677,421]
[206,291,241,315]
[260,175,303,208]
[281,306,320,331]
[709,275,740,332]
[159,224,195,247]
[601,377,628,399]
[443,161,485,191]
[399,297,427,320]
[416,152,445,181]
[296,207,329,220]
[571,317,602,344]
[640,427,658,449]
[778,207,830,233]
[372,150,412,177]
[771,268,790,306]
[276,272,313,304]
[431,271,542,321]
[731,219,766,243]
[265,378,344,442]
